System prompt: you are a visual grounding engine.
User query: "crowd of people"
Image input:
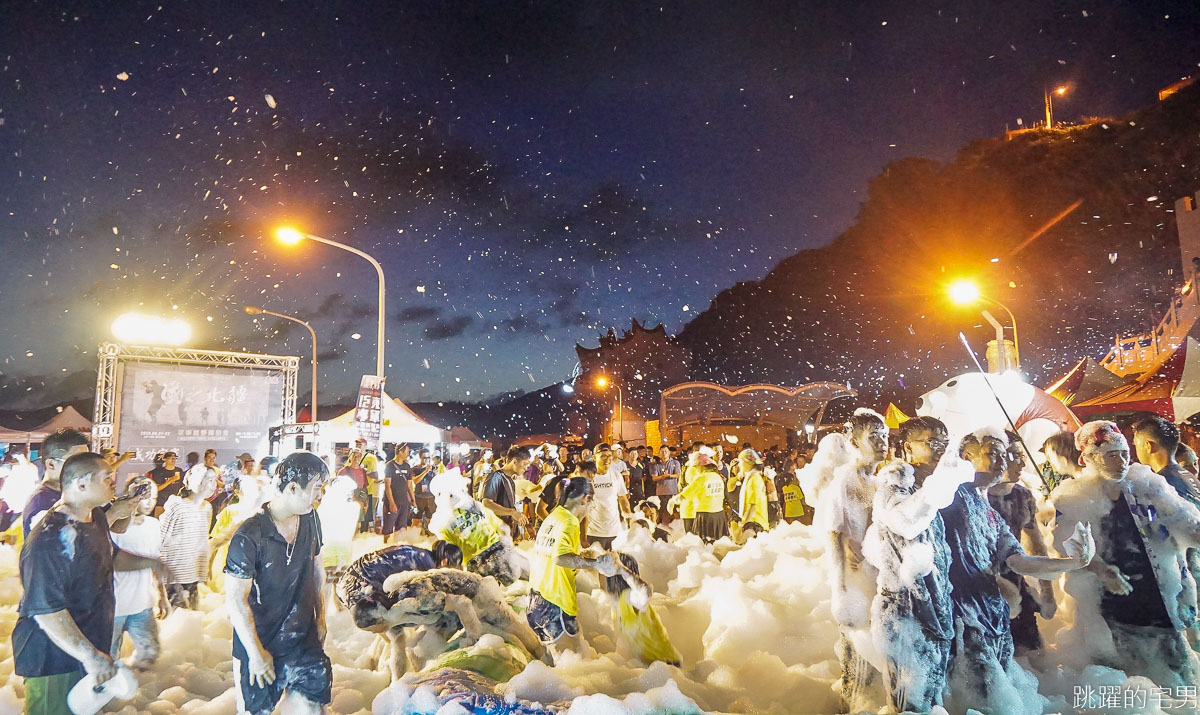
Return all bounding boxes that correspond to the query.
[1,407,1199,714]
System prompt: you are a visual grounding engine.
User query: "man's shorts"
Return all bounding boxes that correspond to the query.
[236,649,332,715]
[526,591,579,644]
[23,670,83,715]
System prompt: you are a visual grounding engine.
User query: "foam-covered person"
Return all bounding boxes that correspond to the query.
[224,451,330,715]
[1053,420,1200,688]
[818,408,890,713]
[334,541,463,679]
[735,449,770,539]
[429,468,529,586]
[863,416,967,714]
[527,477,631,660]
[987,433,1057,655]
[602,553,681,667]
[943,427,1094,714]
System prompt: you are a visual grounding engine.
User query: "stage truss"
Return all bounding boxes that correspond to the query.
[92,342,299,449]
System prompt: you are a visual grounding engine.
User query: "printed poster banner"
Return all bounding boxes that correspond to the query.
[117,361,284,477]
[353,374,386,448]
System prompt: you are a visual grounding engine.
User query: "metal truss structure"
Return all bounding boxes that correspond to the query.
[92,342,299,449]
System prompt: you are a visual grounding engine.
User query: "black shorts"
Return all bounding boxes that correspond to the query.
[237,648,332,714]
[693,511,729,543]
[526,591,578,644]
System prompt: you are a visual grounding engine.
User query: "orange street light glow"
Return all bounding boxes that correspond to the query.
[948,279,980,305]
[1054,86,1068,95]
[276,226,304,244]
[595,376,609,389]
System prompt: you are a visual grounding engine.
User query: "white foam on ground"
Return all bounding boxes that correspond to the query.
[0,520,1187,713]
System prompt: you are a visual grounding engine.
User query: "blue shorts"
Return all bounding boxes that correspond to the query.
[526,591,578,644]
[237,649,332,714]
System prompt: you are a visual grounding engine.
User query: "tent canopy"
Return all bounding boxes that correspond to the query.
[446,426,490,448]
[318,393,444,444]
[0,405,92,444]
[1044,357,1126,406]
[883,403,910,429]
[1072,337,1197,422]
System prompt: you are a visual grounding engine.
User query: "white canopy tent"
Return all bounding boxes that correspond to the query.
[315,393,444,448]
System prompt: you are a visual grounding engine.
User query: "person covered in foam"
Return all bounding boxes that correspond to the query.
[428,467,529,586]
[1052,420,1200,688]
[334,540,464,680]
[817,408,891,712]
[601,553,682,667]
[943,426,1095,714]
[863,415,970,714]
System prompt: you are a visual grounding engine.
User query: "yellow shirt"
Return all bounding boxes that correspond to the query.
[677,467,725,513]
[679,464,701,518]
[435,507,505,563]
[740,469,769,528]
[781,483,807,518]
[530,506,582,615]
[616,592,681,666]
[360,453,380,492]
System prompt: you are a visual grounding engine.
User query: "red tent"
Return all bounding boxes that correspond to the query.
[1044,357,1126,407]
[1071,344,1186,421]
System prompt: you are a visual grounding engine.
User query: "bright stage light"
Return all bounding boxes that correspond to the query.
[112,312,192,346]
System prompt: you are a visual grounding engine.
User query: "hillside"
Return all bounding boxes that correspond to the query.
[677,82,1200,409]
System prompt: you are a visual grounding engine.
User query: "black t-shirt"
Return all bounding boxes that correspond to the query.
[224,506,324,660]
[335,545,435,610]
[483,470,518,530]
[538,475,568,511]
[14,507,115,677]
[21,484,61,537]
[387,460,413,508]
[1099,493,1174,628]
[148,466,184,507]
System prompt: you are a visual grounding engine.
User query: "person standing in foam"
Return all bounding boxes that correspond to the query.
[864,416,968,714]
[818,408,890,713]
[429,467,529,586]
[1052,420,1200,688]
[943,427,1094,715]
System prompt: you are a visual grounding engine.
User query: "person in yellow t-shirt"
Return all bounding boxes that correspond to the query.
[780,473,810,525]
[676,444,704,533]
[603,552,681,667]
[737,449,770,538]
[527,477,627,659]
[669,447,728,543]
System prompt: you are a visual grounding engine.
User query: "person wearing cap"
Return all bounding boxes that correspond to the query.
[225,452,331,715]
[668,446,727,543]
[735,449,769,539]
[1052,420,1200,688]
[159,464,218,609]
[147,450,184,517]
[943,427,1095,712]
[527,476,627,658]
[587,443,630,550]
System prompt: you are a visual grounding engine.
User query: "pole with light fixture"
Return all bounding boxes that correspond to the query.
[275,227,386,381]
[1044,85,1068,129]
[244,305,318,422]
[595,375,624,442]
[948,279,1021,369]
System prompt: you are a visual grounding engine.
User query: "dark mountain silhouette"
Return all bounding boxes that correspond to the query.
[676,82,1200,410]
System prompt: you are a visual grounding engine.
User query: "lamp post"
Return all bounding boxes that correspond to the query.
[948,279,1022,368]
[595,375,624,442]
[1044,85,1068,128]
[245,305,318,422]
[276,227,386,381]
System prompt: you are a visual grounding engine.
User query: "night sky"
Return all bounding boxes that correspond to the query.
[2,1,1199,409]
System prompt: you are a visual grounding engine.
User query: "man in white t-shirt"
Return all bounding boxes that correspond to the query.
[587,443,631,549]
[111,476,168,670]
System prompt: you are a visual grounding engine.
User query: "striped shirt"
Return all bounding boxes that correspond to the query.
[159,496,213,584]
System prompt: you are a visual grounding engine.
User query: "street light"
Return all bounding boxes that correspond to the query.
[595,375,624,442]
[112,312,191,346]
[948,279,1021,368]
[1044,85,1068,128]
[274,226,386,380]
[245,305,319,422]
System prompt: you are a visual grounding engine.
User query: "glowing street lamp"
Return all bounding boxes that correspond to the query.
[274,226,386,381]
[1044,85,1069,128]
[112,312,192,346]
[245,305,319,422]
[595,375,624,442]
[947,279,1021,368]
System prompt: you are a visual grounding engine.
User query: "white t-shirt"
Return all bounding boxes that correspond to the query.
[588,464,628,537]
[112,516,161,617]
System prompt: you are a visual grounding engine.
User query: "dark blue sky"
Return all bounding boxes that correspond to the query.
[2,0,1198,408]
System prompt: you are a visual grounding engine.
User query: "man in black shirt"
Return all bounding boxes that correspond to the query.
[14,452,119,712]
[382,444,414,541]
[225,451,330,715]
[483,445,530,536]
[148,451,184,515]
